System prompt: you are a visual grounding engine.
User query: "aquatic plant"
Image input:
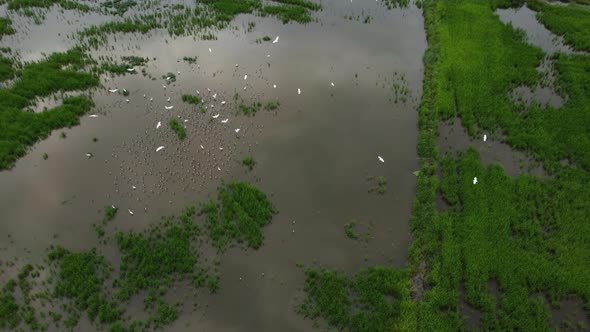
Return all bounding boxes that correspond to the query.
[299,267,412,331]
[242,156,256,170]
[343,221,358,239]
[182,56,198,64]
[531,1,590,52]
[0,56,15,81]
[264,100,280,111]
[168,118,186,140]
[0,48,98,169]
[0,17,15,37]
[101,0,137,15]
[181,94,200,105]
[200,181,275,250]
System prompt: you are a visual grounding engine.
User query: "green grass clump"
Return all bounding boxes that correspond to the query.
[242,156,256,170]
[299,267,413,331]
[367,176,387,194]
[239,101,261,116]
[262,35,271,42]
[105,206,118,221]
[0,56,15,81]
[100,63,129,75]
[101,0,137,15]
[201,182,275,250]
[49,247,122,324]
[0,283,21,329]
[343,221,358,239]
[531,1,590,52]
[121,55,147,67]
[260,4,313,23]
[264,100,280,110]
[115,208,200,300]
[182,56,198,64]
[168,118,186,140]
[181,94,200,105]
[0,17,15,38]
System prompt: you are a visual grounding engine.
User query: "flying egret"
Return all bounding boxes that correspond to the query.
[212,93,217,99]
[221,118,229,124]
[272,36,279,43]
[378,156,385,163]
[165,105,174,110]
[108,88,118,93]
[235,128,240,133]
[156,121,161,129]
[221,101,226,105]
[127,68,135,72]
[212,114,220,119]
[89,114,98,118]
[156,146,165,152]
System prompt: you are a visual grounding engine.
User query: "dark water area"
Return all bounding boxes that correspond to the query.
[0,0,426,330]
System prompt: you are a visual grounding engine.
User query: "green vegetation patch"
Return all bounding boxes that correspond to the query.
[7,0,90,11]
[181,94,201,105]
[242,156,256,170]
[168,118,186,140]
[101,0,137,15]
[0,56,15,81]
[0,17,15,38]
[201,182,275,250]
[343,221,358,239]
[299,267,414,331]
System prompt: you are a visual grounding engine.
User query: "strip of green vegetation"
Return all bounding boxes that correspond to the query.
[181,94,200,105]
[201,181,275,250]
[7,0,90,11]
[239,101,261,116]
[0,56,15,81]
[381,0,410,10]
[0,48,98,169]
[530,1,590,52]
[242,156,256,170]
[78,0,320,48]
[0,17,15,38]
[168,118,186,140]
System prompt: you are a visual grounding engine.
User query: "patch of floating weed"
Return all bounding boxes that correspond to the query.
[100,0,137,15]
[168,118,186,140]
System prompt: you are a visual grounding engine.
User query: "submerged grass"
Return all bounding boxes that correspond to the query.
[242,156,256,170]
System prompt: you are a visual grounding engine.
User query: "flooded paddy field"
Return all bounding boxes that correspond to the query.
[0,0,426,330]
[2,0,590,331]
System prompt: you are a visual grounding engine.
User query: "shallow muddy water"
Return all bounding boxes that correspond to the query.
[0,0,425,330]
